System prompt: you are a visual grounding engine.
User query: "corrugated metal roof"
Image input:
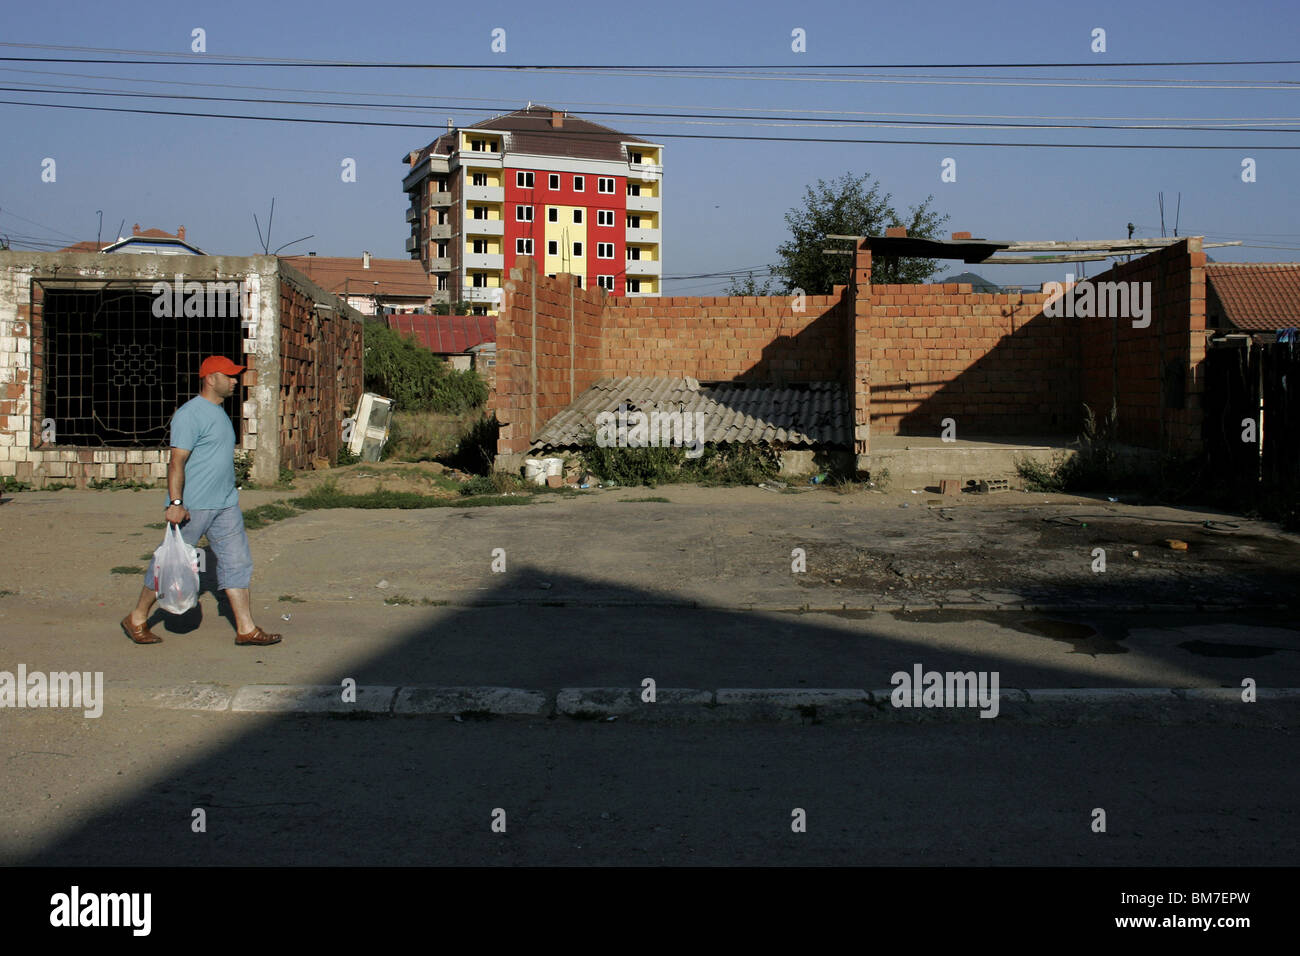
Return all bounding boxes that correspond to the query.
[387,315,496,354]
[1206,263,1300,332]
[533,377,849,449]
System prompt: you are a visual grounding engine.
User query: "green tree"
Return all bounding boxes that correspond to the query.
[722,271,776,296]
[771,172,950,294]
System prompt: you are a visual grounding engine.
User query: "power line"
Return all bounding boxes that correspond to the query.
[2,42,1299,68]
[6,98,1300,149]
[7,83,1300,132]
[6,67,1299,124]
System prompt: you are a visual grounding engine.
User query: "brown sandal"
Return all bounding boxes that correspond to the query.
[235,626,282,646]
[121,614,163,645]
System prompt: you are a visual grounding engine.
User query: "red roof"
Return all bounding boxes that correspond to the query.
[408,105,654,167]
[1206,263,1300,332]
[387,315,495,354]
[283,256,432,299]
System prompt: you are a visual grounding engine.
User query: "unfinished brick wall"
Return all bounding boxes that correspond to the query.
[601,293,846,381]
[489,238,1210,463]
[277,269,365,470]
[1077,238,1206,455]
[494,257,606,454]
[849,241,1079,443]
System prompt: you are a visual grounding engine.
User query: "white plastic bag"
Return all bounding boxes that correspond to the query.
[151,524,200,615]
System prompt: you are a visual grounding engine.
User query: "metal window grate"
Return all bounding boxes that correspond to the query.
[40,283,242,447]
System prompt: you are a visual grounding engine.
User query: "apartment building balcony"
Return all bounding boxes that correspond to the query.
[628,163,663,182]
[405,206,418,222]
[464,252,504,271]
[427,223,452,239]
[405,236,418,253]
[453,152,502,170]
[464,184,504,203]
[465,219,505,237]
[427,257,451,272]
[463,286,504,304]
[624,227,660,245]
[428,190,452,206]
[626,194,662,213]
[625,258,662,276]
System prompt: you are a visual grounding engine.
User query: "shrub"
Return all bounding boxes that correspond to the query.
[362,321,488,414]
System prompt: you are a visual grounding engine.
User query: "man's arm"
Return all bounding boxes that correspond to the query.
[165,447,191,524]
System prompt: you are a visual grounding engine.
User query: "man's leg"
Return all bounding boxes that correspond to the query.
[128,587,157,628]
[223,587,256,635]
[125,514,211,641]
[208,506,279,644]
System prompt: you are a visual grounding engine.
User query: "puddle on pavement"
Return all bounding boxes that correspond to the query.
[1177,639,1279,658]
[1015,618,1129,655]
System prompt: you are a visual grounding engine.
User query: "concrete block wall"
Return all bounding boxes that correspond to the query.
[0,252,364,489]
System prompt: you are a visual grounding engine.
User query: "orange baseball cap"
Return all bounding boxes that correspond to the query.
[199,356,245,378]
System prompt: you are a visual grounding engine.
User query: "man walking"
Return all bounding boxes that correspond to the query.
[121,356,281,646]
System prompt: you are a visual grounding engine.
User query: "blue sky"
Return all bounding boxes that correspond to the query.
[2,0,1298,293]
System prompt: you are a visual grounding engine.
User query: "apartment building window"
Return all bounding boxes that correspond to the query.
[436,275,447,290]
[516,205,533,222]
[472,239,488,254]
[573,209,583,224]
[597,275,614,290]
[472,206,487,220]
[597,209,615,227]
[436,175,449,190]
[471,139,490,151]
[517,238,533,255]
[627,246,641,260]
[627,214,640,228]
[437,209,449,224]
[472,273,488,287]
[598,177,615,193]
[573,175,584,191]
[516,171,534,188]
[627,279,641,293]
[547,240,558,255]
[548,208,558,223]
[597,242,614,259]
[627,183,641,196]
[436,240,448,257]
[572,242,583,257]
[472,172,488,186]
[548,174,559,190]
[574,276,582,288]
[628,151,643,164]
[472,306,488,316]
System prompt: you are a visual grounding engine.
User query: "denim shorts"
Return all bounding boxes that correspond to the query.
[144,505,254,592]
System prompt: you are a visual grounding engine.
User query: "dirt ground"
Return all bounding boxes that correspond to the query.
[266,460,471,498]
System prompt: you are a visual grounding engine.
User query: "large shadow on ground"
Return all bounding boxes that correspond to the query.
[13,559,1300,866]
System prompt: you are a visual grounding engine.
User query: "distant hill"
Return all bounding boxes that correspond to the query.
[940,271,1003,292]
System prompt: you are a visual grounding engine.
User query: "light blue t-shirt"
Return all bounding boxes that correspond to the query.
[170,396,239,510]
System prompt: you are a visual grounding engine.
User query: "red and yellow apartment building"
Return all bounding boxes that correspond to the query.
[402,105,663,314]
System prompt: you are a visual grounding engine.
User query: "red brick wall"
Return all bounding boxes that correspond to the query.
[850,242,1080,440]
[494,258,606,454]
[277,275,365,469]
[601,293,846,381]
[1078,238,1206,455]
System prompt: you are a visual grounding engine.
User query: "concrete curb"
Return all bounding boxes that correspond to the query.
[136,684,1300,724]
